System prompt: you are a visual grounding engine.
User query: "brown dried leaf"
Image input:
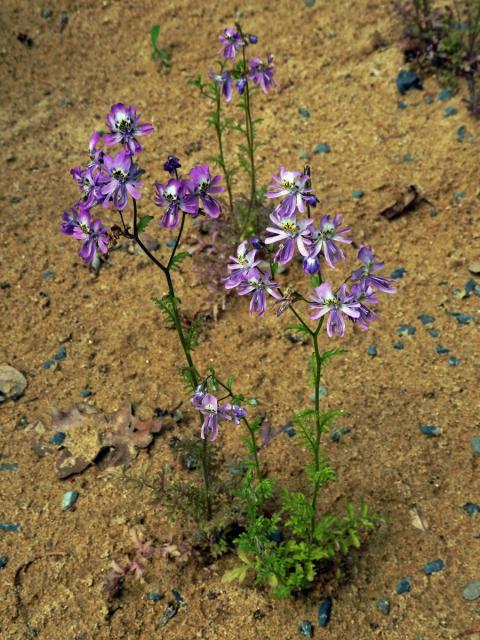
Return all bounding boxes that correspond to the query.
[409,505,429,531]
[379,185,426,220]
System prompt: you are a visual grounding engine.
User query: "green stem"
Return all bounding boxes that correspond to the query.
[242,46,257,223]
[214,89,234,212]
[243,417,262,481]
[309,329,323,542]
[132,200,212,520]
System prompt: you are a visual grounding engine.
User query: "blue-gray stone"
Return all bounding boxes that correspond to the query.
[437,87,453,102]
[0,463,18,472]
[298,620,314,637]
[50,431,66,445]
[396,577,412,594]
[331,427,351,443]
[420,425,442,437]
[472,436,480,454]
[147,591,164,601]
[318,596,332,627]
[465,278,476,294]
[396,324,415,336]
[368,344,378,357]
[305,0,316,6]
[457,126,466,142]
[227,462,246,475]
[403,152,413,162]
[42,270,54,280]
[172,589,186,606]
[424,559,444,575]
[299,107,310,118]
[268,530,283,543]
[311,386,327,401]
[313,143,330,154]
[376,598,390,615]
[299,150,310,160]
[54,346,67,361]
[444,106,458,117]
[393,341,404,350]
[464,502,480,516]
[62,490,79,511]
[450,310,462,317]
[438,279,449,285]
[463,581,480,601]
[391,267,406,279]
[424,96,434,104]
[418,314,435,324]
[286,426,296,438]
[183,451,199,471]
[455,191,465,203]
[436,344,449,355]
[79,388,92,398]
[398,101,408,109]
[166,239,177,248]
[159,602,178,626]
[43,359,55,369]
[0,523,20,532]
[351,190,364,199]
[457,314,474,325]
[428,329,439,337]
[430,207,438,216]
[0,555,7,568]
[396,70,422,95]
[448,356,460,366]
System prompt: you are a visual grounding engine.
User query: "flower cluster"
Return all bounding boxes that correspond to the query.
[213,27,276,102]
[226,165,396,336]
[191,385,247,441]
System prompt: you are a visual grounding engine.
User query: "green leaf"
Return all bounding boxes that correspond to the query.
[150,24,160,50]
[286,323,310,335]
[311,274,321,288]
[270,261,279,278]
[137,215,154,234]
[320,348,347,367]
[170,251,192,270]
[222,564,249,583]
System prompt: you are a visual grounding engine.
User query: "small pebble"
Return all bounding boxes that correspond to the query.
[166,239,177,248]
[465,278,476,294]
[437,87,454,102]
[54,346,67,361]
[428,329,439,338]
[304,0,316,6]
[396,70,422,94]
[43,359,55,369]
[468,262,480,275]
[457,125,466,143]
[313,143,330,154]
[0,555,8,569]
[310,386,327,401]
[0,463,18,472]
[285,426,296,437]
[16,415,28,429]
[424,559,444,575]
[42,270,54,280]
[318,596,332,627]
[396,577,412,594]
[393,341,404,350]
[391,267,406,279]
[79,388,93,398]
[159,602,178,627]
[420,425,442,437]
[62,490,79,511]
[0,523,20,532]
[299,150,310,160]
[430,207,438,217]
[147,591,164,602]
[463,502,480,516]
[463,581,480,601]
[298,107,310,118]
[448,356,459,366]
[351,190,364,199]
[424,96,434,104]
[331,427,351,443]
[454,191,465,203]
[418,314,435,324]
[50,431,65,445]
[456,314,474,325]
[398,101,408,109]
[248,398,258,407]
[376,599,390,615]
[402,152,413,162]
[444,106,458,117]
[41,7,53,18]
[368,344,377,357]
[436,344,449,355]
[472,436,480,454]
[172,589,186,606]
[298,620,314,637]
[396,324,415,336]
[0,365,27,402]
[183,451,200,471]
[268,530,283,543]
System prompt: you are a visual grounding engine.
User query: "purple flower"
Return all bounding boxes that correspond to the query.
[309,283,360,337]
[303,255,321,275]
[249,54,275,93]
[154,178,198,228]
[70,166,103,209]
[350,282,378,330]
[248,34,258,44]
[163,155,181,175]
[191,384,207,408]
[307,214,351,269]
[192,393,232,441]
[104,103,153,155]
[236,77,247,95]
[264,211,313,264]
[218,28,245,60]
[237,268,281,317]
[88,131,105,174]
[209,71,233,102]
[101,151,143,211]
[266,166,313,218]
[232,405,247,425]
[186,164,224,219]
[224,240,260,289]
[60,207,109,265]
[351,246,397,294]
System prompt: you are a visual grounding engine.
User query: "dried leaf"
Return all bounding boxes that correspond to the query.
[409,505,429,531]
[379,185,428,220]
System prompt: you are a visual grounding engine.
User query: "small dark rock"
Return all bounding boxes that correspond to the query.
[368,344,378,357]
[436,344,449,355]
[43,359,55,370]
[472,436,480,454]
[298,107,310,118]
[0,463,18,472]
[298,619,314,637]
[41,7,53,18]
[457,125,466,143]
[376,598,390,615]
[253,609,264,620]
[171,589,186,606]
[396,70,422,95]
[463,581,480,601]
[331,427,351,443]
[318,596,332,627]
[351,190,364,199]
[424,96,434,104]
[393,341,404,350]
[396,324,415,336]
[464,502,480,516]
[17,33,33,47]
[54,346,67,361]
[444,106,458,117]
[454,191,465,203]
[396,577,412,594]
[285,425,296,437]
[0,523,20,532]
[424,559,444,575]
[166,239,177,248]
[448,356,459,366]
[58,11,69,32]
[391,267,406,279]
[182,451,199,471]
[428,329,439,337]
[147,591,164,602]
[418,314,435,324]
[419,424,442,437]
[437,87,453,102]
[313,143,330,154]
[0,556,8,569]
[16,415,28,430]
[62,490,79,511]
[50,432,66,446]
[158,602,178,627]
[465,278,476,294]
[79,388,93,398]
[304,0,316,6]
[398,101,407,109]
[42,271,54,281]
[268,530,283,543]
[456,314,474,325]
